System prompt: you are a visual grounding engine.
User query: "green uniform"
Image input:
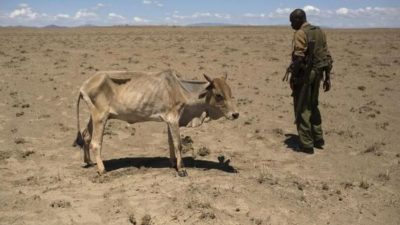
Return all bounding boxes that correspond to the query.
[291,22,331,148]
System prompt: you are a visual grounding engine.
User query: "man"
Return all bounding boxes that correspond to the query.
[288,9,333,154]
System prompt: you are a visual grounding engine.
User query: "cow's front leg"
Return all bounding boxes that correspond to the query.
[167,124,176,168]
[168,122,187,177]
[90,115,107,175]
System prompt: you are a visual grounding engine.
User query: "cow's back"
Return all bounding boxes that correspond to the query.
[107,70,187,123]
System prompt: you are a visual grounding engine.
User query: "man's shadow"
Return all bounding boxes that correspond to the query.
[103,155,237,173]
[283,133,302,152]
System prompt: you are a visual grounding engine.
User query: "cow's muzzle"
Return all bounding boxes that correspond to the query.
[226,112,239,120]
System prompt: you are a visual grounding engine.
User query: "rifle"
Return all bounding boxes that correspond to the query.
[282,62,293,82]
[294,40,315,124]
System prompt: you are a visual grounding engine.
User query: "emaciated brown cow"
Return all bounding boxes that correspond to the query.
[73,69,239,177]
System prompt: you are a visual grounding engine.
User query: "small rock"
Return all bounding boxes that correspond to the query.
[322,183,329,191]
[15,138,26,144]
[272,128,284,136]
[359,180,371,190]
[199,212,216,220]
[141,214,152,225]
[20,150,35,158]
[0,151,12,160]
[50,200,71,208]
[357,86,366,91]
[198,147,210,157]
[16,112,24,117]
[129,213,137,225]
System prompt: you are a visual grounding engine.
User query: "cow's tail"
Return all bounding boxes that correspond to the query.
[73,92,84,148]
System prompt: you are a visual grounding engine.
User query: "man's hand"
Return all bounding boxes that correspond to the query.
[290,79,294,90]
[323,79,331,92]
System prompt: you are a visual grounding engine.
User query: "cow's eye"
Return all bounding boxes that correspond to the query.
[215,94,224,102]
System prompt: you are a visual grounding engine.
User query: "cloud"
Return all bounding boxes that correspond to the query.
[303,5,320,16]
[268,8,292,18]
[133,16,149,23]
[108,13,125,20]
[335,6,400,18]
[263,5,400,27]
[171,11,232,21]
[9,4,38,20]
[276,8,292,14]
[2,2,400,28]
[74,9,97,20]
[243,13,264,18]
[336,7,349,15]
[171,14,185,20]
[143,0,163,7]
[55,14,70,19]
[18,3,29,8]
[192,12,212,18]
[215,13,231,19]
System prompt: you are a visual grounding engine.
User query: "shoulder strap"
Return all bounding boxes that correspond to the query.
[301,25,316,57]
[302,25,319,42]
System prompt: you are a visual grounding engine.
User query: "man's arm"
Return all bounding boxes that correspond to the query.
[290,30,307,89]
[292,29,307,57]
[323,56,332,92]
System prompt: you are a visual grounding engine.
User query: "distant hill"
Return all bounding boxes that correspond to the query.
[186,23,238,27]
[77,24,98,28]
[43,24,67,29]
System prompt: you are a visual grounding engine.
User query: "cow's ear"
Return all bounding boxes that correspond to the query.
[198,89,208,99]
[203,74,213,83]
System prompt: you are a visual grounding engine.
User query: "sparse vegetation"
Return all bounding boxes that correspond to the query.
[364,142,385,156]
[1,26,399,225]
[272,128,284,136]
[128,213,137,225]
[359,178,372,190]
[14,137,26,144]
[378,170,390,182]
[50,200,71,208]
[197,146,210,157]
[141,214,152,225]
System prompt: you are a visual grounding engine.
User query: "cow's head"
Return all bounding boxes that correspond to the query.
[199,74,239,120]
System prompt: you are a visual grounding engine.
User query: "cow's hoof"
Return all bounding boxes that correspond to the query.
[177,170,188,177]
[82,161,95,168]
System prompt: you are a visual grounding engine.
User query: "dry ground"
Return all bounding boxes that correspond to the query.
[0,26,399,225]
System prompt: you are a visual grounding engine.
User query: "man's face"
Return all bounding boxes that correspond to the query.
[290,17,302,30]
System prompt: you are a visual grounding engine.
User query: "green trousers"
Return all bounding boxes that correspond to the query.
[292,69,324,148]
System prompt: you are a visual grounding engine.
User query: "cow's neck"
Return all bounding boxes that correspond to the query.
[179,90,223,127]
[182,89,209,113]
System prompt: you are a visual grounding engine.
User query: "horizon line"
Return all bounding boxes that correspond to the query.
[1,23,399,29]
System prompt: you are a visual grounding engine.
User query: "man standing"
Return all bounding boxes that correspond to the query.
[287,9,333,154]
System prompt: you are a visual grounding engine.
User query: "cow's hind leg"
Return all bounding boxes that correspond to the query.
[168,122,187,177]
[167,124,177,168]
[82,118,94,167]
[90,113,107,175]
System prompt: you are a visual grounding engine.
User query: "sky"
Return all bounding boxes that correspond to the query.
[0,0,399,28]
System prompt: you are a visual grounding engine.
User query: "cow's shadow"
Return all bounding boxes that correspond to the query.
[103,155,237,173]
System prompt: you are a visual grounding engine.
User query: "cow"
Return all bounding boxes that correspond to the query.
[73,69,239,177]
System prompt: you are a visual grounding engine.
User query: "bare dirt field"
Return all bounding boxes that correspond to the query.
[0,26,399,225]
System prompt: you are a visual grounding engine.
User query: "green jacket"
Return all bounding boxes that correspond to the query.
[292,22,332,70]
